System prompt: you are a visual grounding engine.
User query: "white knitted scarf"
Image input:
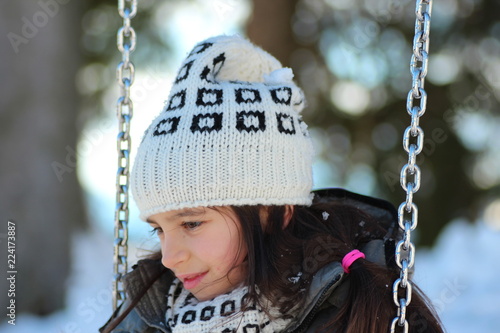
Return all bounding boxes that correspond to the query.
[165,279,292,333]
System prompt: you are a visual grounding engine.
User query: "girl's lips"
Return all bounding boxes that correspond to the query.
[180,272,208,290]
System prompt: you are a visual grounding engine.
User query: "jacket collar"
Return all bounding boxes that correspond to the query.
[284,261,346,332]
[123,259,173,332]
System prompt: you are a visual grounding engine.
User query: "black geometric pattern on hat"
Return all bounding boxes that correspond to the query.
[200,53,226,83]
[221,329,236,333]
[212,53,226,78]
[298,118,309,137]
[197,88,223,106]
[236,111,266,133]
[166,89,186,111]
[200,306,216,321]
[276,113,296,135]
[153,117,180,136]
[188,42,213,57]
[175,60,194,84]
[200,66,213,83]
[191,113,223,133]
[220,300,236,317]
[181,310,197,324]
[235,88,262,104]
[270,87,292,105]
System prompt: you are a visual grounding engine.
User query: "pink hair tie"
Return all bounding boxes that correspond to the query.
[342,249,365,273]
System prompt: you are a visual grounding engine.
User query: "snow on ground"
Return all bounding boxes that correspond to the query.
[0,228,117,333]
[414,219,500,332]
[1,220,499,332]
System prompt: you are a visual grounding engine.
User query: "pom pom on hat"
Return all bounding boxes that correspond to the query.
[131,35,314,221]
[263,68,295,85]
[201,35,282,83]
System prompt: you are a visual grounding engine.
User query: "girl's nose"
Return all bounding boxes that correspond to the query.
[160,235,189,269]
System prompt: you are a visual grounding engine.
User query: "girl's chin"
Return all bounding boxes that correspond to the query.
[187,267,248,301]
[192,281,243,301]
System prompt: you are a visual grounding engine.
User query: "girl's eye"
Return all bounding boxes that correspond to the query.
[150,227,163,236]
[182,221,203,230]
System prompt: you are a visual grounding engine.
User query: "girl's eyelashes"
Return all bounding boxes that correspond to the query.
[181,221,204,230]
[150,227,163,235]
[149,222,204,235]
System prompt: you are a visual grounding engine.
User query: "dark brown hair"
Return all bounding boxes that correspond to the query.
[228,198,444,333]
[117,193,444,333]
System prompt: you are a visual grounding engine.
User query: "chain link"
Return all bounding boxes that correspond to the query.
[113,0,137,311]
[391,0,433,331]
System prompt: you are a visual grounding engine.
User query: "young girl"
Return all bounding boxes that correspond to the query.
[101,35,444,333]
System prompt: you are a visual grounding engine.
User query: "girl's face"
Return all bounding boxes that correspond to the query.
[147,207,248,301]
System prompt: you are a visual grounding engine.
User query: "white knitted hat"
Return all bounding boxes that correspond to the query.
[131,35,314,221]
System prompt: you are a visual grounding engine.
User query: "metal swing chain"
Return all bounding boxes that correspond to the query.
[390,0,433,332]
[113,0,137,311]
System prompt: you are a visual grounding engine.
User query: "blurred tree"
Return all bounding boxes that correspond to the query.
[248,0,499,247]
[247,0,300,68]
[0,0,176,319]
[0,0,87,316]
[79,0,499,252]
[77,0,174,123]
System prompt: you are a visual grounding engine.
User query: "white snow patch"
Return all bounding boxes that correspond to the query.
[288,272,303,284]
[414,219,500,332]
[0,227,153,333]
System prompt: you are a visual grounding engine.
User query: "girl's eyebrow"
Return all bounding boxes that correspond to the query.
[146,208,206,224]
[171,209,205,219]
